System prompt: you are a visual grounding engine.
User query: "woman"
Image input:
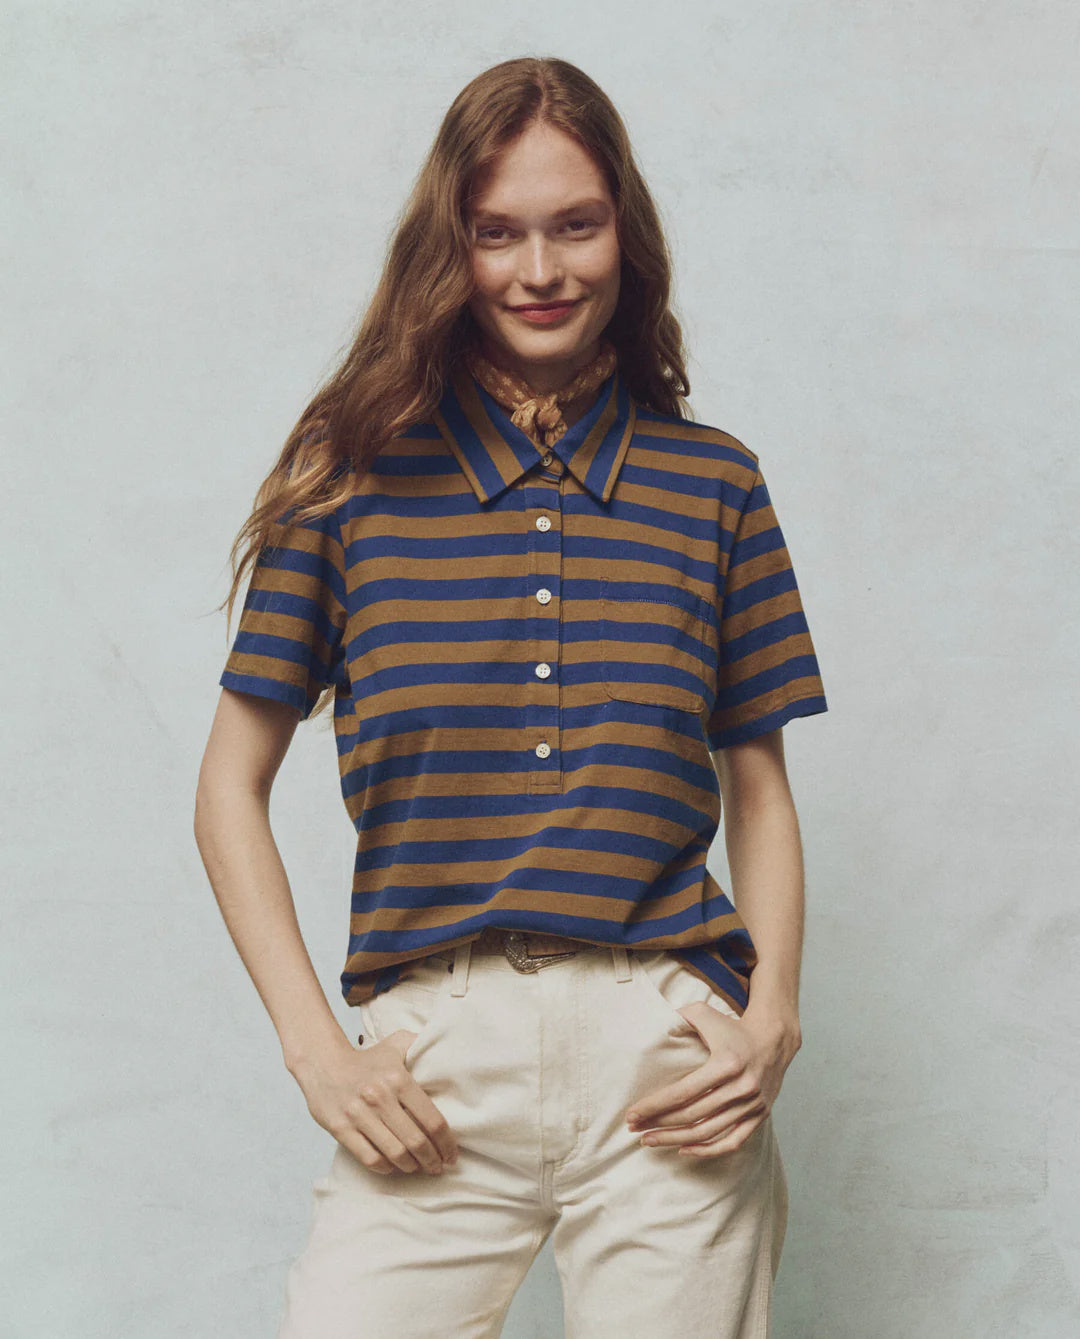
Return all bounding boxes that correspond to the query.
[195,56,827,1339]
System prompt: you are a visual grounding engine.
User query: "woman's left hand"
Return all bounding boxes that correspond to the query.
[625,1002,802,1157]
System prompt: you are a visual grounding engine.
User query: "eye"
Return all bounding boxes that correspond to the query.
[475,225,510,243]
[564,219,598,234]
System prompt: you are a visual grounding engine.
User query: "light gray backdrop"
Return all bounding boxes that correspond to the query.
[4,1,1077,1335]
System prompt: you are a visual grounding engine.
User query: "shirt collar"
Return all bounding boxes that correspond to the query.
[433,361,637,506]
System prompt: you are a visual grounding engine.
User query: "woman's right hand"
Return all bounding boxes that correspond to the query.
[289,1031,460,1176]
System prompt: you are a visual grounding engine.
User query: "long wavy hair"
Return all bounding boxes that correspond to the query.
[220,55,691,720]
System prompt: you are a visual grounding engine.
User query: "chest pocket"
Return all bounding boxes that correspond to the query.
[600,578,713,714]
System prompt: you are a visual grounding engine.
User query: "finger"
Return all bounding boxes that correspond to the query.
[639,1095,765,1148]
[626,1060,736,1129]
[336,1126,397,1176]
[345,1100,423,1174]
[679,1109,767,1157]
[355,1033,446,1174]
[375,1094,448,1175]
[367,1042,452,1174]
[397,1077,460,1166]
[347,1064,427,1174]
[636,1076,762,1131]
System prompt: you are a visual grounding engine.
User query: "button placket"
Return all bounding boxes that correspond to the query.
[526,473,563,794]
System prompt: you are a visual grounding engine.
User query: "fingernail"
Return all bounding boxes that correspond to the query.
[626,1112,639,1122]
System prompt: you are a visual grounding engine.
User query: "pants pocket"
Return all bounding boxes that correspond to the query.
[359,954,455,1065]
[631,948,741,1032]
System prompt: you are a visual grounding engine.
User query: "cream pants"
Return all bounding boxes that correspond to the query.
[277,940,788,1338]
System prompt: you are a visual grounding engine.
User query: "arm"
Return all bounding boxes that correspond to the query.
[712,726,804,1054]
[193,688,349,1069]
[193,687,458,1175]
[621,726,806,1154]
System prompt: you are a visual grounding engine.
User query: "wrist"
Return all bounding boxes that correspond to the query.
[281,1019,354,1079]
[742,984,802,1052]
[743,1002,801,1048]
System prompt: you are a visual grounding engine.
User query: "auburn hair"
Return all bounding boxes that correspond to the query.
[220,55,692,718]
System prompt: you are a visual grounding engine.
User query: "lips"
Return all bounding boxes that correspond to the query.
[508,299,582,325]
[511,300,580,312]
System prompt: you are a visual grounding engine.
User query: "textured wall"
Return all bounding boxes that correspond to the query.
[4,1,1077,1335]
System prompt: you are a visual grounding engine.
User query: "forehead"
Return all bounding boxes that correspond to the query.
[467,123,613,218]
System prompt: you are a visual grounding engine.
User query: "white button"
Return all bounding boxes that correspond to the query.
[541,452,554,466]
[535,742,551,759]
[536,588,551,605]
[536,516,551,532]
[535,663,551,679]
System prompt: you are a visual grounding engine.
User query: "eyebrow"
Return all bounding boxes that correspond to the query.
[470,198,611,223]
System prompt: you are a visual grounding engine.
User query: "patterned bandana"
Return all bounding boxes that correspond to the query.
[463,336,619,449]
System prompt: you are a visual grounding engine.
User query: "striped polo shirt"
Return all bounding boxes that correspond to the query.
[218,361,828,1014]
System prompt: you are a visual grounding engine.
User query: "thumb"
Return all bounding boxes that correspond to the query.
[382,1027,418,1057]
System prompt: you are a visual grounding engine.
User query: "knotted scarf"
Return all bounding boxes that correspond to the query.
[463,337,618,449]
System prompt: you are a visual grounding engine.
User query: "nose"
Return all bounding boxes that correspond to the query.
[519,232,564,290]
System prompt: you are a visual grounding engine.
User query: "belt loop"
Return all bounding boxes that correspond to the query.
[611,945,631,982]
[450,941,472,997]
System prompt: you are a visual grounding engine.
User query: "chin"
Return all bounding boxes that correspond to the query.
[493,325,596,361]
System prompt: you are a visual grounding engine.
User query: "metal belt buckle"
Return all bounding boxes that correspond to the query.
[503,931,577,974]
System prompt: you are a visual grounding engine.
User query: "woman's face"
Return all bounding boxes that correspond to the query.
[466,121,621,394]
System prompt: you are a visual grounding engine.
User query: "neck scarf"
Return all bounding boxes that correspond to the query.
[464,337,618,449]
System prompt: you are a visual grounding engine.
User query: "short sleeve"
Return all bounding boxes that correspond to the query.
[218,502,348,720]
[706,463,827,750]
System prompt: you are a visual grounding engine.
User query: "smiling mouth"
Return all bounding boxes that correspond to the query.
[510,299,581,312]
